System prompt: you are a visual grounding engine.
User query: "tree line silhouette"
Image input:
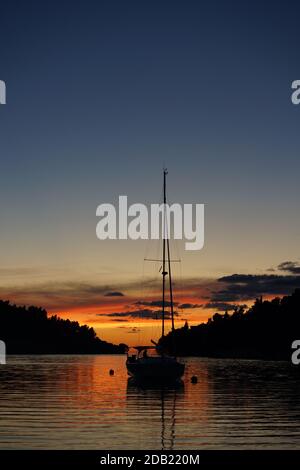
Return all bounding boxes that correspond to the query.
[158,289,300,360]
[0,300,127,354]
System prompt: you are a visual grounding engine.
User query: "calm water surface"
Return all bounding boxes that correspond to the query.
[0,355,299,449]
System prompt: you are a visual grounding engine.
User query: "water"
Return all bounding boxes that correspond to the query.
[0,355,299,449]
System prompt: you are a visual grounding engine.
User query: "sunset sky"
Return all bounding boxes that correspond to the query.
[1,1,300,345]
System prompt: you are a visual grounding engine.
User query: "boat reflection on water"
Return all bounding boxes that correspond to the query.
[126,377,184,450]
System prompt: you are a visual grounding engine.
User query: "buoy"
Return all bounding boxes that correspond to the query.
[109,369,114,376]
[191,375,198,384]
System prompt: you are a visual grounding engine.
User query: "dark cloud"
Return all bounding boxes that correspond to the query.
[111,318,128,322]
[101,308,179,320]
[134,300,202,310]
[134,300,178,308]
[278,261,300,275]
[104,291,124,297]
[211,273,300,302]
[204,302,247,311]
[178,303,201,309]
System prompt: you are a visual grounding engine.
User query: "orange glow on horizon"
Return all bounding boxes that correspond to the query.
[47,293,254,346]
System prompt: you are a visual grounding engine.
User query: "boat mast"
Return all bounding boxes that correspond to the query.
[167,223,175,333]
[162,169,175,337]
[162,169,167,337]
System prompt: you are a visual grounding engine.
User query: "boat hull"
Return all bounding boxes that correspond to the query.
[126,357,185,383]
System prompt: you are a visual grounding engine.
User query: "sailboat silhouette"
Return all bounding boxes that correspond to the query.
[126,169,185,383]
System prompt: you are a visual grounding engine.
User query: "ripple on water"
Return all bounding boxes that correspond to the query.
[0,356,300,449]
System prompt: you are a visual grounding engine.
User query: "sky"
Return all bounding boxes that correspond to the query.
[1,0,300,345]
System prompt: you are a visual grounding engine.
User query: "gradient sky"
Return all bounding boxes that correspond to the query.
[1,0,300,345]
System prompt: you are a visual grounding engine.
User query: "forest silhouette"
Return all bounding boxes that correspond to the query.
[158,289,300,360]
[0,300,126,354]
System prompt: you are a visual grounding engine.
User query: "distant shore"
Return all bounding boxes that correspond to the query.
[0,300,127,355]
[158,289,300,362]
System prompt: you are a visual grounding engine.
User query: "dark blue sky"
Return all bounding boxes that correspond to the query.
[1,0,300,290]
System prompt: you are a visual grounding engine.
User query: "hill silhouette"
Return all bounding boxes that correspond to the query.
[158,289,300,360]
[0,300,127,354]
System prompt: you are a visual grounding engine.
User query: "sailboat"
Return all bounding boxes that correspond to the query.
[126,169,185,383]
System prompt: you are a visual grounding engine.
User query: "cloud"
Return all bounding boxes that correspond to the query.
[0,275,213,312]
[277,261,300,275]
[2,261,300,318]
[134,300,178,308]
[101,308,179,320]
[0,267,42,276]
[0,281,134,311]
[111,318,128,322]
[104,291,125,297]
[178,303,202,309]
[203,301,247,311]
[211,272,300,302]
